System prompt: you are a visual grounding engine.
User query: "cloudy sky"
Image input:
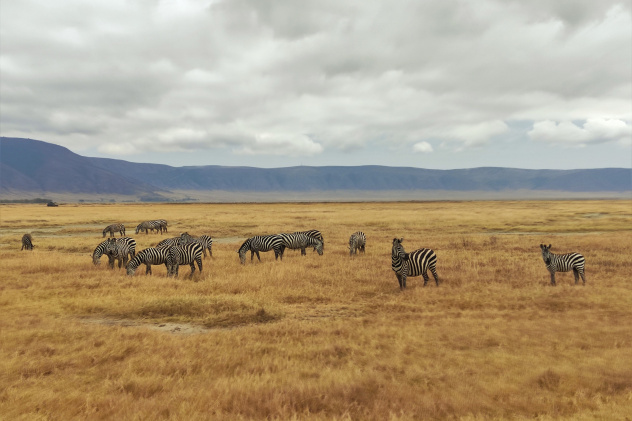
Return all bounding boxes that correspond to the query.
[1,0,630,169]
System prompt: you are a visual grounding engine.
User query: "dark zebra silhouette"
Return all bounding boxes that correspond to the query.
[167,243,203,278]
[21,234,34,251]
[237,235,284,264]
[349,231,366,256]
[103,223,125,237]
[135,220,167,235]
[179,233,213,258]
[540,244,586,286]
[278,232,323,256]
[104,237,137,269]
[126,247,174,276]
[294,229,324,252]
[391,238,439,290]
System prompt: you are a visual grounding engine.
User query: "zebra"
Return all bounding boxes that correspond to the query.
[126,247,174,276]
[391,238,439,290]
[103,223,125,237]
[294,229,324,252]
[278,232,324,256]
[167,243,203,278]
[92,237,136,268]
[540,244,586,286]
[179,232,213,258]
[135,220,166,235]
[103,237,137,269]
[21,233,34,251]
[349,231,366,256]
[237,235,284,264]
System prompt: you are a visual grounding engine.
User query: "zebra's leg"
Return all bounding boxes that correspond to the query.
[196,257,202,274]
[396,273,403,290]
[301,247,306,256]
[255,251,261,262]
[146,264,152,275]
[422,272,430,287]
[579,269,586,285]
[550,271,556,286]
[402,274,407,289]
[202,248,207,258]
[108,255,115,269]
[573,268,579,285]
[189,262,195,279]
[431,267,440,286]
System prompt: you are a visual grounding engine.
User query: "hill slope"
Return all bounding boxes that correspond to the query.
[1,137,630,200]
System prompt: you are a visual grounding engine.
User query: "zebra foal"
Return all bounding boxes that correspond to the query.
[21,234,34,251]
[349,231,366,256]
[238,235,284,264]
[540,244,586,286]
[391,238,439,290]
[103,223,125,237]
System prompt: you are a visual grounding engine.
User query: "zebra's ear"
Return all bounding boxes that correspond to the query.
[540,244,544,249]
[548,244,552,249]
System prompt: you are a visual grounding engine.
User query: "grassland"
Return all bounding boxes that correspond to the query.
[0,200,631,420]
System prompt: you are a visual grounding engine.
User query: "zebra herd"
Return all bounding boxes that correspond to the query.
[20,222,588,288]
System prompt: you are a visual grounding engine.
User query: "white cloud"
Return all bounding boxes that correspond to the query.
[235,134,324,156]
[528,119,631,146]
[413,141,433,154]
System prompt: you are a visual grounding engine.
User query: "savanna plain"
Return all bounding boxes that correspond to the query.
[1,200,631,421]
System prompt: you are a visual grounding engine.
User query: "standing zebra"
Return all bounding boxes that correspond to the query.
[278,232,324,256]
[135,220,166,235]
[167,243,203,278]
[349,231,366,256]
[126,247,174,276]
[103,223,125,237]
[391,238,439,290]
[237,235,284,264]
[180,233,213,258]
[295,229,324,252]
[540,244,586,286]
[156,236,182,248]
[104,237,137,269]
[21,233,34,251]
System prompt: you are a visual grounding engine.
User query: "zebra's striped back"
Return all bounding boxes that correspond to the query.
[100,237,137,269]
[540,244,586,285]
[294,229,324,251]
[180,233,213,257]
[156,237,182,248]
[391,238,439,289]
[279,233,323,256]
[349,231,366,256]
[103,223,125,237]
[238,235,284,264]
[126,247,173,276]
[136,220,166,234]
[21,233,34,251]
[167,243,203,278]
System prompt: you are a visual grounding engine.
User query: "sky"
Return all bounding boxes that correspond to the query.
[1,0,631,169]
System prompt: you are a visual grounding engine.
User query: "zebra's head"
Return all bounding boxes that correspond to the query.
[540,244,553,265]
[313,239,324,256]
[135,224,143,234]
[105,238,118,253]
[392,238,409,261]
[102,228,107,238]
[237,239,250,264]
[125,259,137,276]
[180,232,193,244]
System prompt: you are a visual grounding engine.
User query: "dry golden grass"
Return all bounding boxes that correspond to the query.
[1,200,631,420]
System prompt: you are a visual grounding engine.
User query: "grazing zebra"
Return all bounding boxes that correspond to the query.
[135,220,166,235]
[540,244,586,286]
[103,237,137,269]
[294,229,324,252]
[126,247,174,276]
[349,231,366,256]
[167,243,203,278]
[179,232,213,258]
[237,235,284,264]
[391,238,439,290]
[278,232,324,256]
[21,234,34,251]
[103,223,125,237]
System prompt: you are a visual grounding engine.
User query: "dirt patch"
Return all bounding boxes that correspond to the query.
[81,318,209,335]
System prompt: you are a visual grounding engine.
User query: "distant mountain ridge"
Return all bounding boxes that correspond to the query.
[1,137,630,200]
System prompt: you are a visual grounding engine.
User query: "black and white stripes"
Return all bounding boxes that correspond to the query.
[167,243,203,278]
[21,234,34,251]
[135,220,168,235]
[103,223,125,237]
[349,231,366,256]
[238,235,285,264]
[279,232,324,256]
[391,238,439,290]
[540,244,586,286]
[126,247,173,276]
